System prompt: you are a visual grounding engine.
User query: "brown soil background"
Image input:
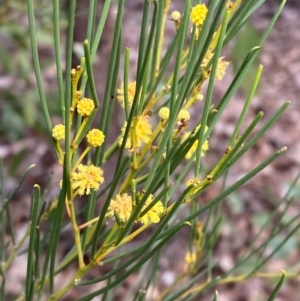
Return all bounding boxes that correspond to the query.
[1,0,300,300]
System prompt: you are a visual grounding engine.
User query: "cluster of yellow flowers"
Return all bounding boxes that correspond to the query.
[201,49,230,81]
[103,2,230,227]
[117,85,209,160]
[52,121,105,196]
[189,4,230,76]
[107,193,164,225]
[119,115,152,150]
[114,3,229,162]
[52,66,106,198]
[51,2,230,230]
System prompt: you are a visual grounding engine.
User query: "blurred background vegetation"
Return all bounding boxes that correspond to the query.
[0,1,61,140]
[1,0,300,300]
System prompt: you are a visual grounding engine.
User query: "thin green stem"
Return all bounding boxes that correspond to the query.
[26,0,52,134]
[68,201,85,269]
[53,0,65,119]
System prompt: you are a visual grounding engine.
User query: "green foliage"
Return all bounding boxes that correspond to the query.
[1,0,298,301]
[0,0,63,139]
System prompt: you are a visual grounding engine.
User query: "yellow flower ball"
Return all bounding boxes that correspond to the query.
[108,193,133,222]
[86,129,105,147]
[201,50,230,81]
[116,81,136,108]
[158,107,170,120]
[196,94,204,101]
[52,124,65,141]
[190,4,208,26]
[119,115,152,149]
[71,164,104,195]
[177,110,190,122]
[171,10,181,22]
[138,194,164,224]
[77,98,95,117]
